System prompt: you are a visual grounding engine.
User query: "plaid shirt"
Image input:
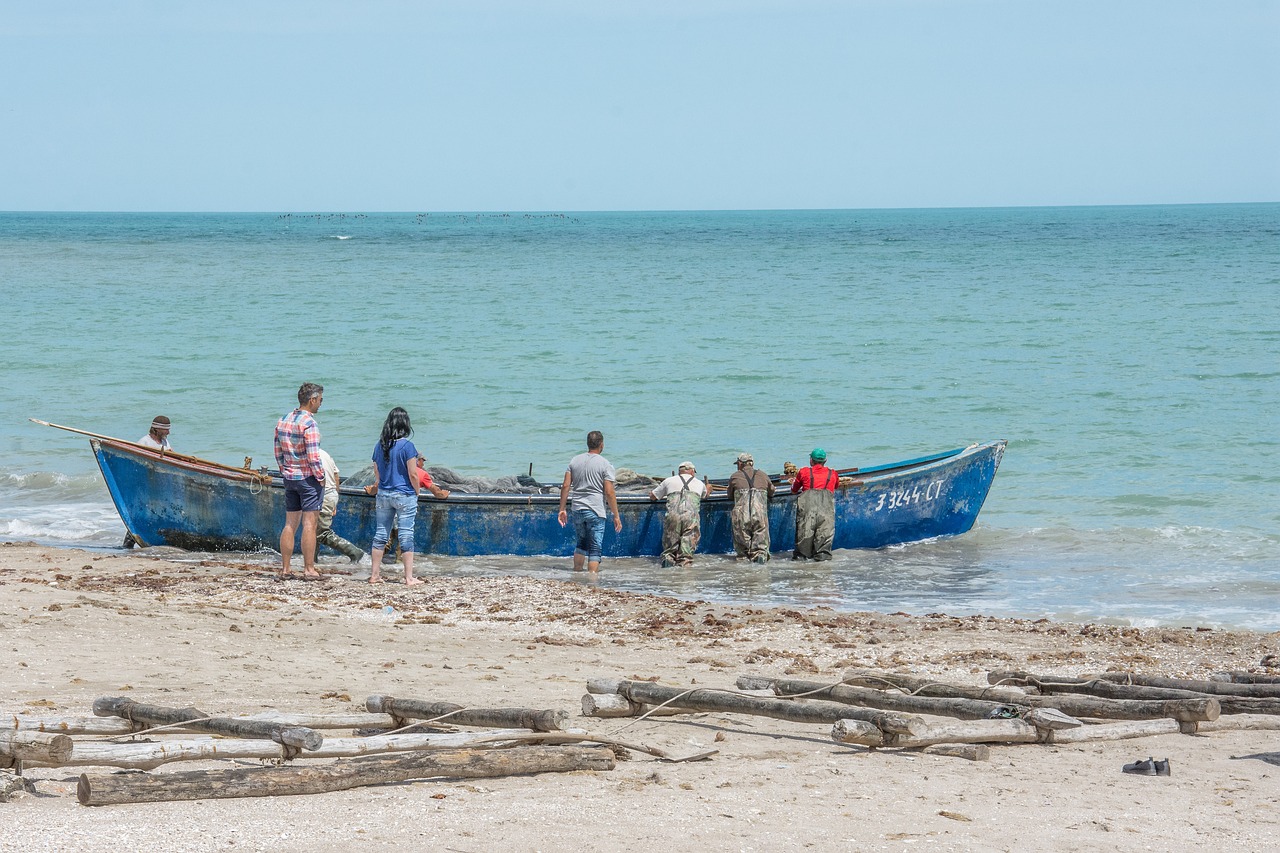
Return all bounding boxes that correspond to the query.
[274,408,324,481]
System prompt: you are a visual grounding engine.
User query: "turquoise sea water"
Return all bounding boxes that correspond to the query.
[2,206,1277,629]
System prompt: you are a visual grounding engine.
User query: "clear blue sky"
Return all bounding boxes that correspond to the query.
[2,1,1277,211]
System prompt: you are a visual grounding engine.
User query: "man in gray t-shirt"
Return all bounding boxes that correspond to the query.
[557,430,622,572]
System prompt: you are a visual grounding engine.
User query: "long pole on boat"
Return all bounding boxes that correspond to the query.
[29,418,268,480]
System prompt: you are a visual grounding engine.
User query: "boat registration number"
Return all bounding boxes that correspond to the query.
[875,480,944,511]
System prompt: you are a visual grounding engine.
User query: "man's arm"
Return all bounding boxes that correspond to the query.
[557,471,572,527]
[406,456,421,496]
[304,424,325,482]
[604,480,622,532]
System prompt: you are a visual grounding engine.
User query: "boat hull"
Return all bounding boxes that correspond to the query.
[92,439,1006,557]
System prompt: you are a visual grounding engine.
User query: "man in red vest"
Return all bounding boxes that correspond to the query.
[791,447,837,561]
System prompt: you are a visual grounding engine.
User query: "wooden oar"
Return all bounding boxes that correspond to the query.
[29,418,268,481]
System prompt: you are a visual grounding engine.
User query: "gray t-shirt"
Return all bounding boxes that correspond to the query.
[567,452,616,517]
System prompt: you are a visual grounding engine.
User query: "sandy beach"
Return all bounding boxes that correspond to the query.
[3,540,1278,852]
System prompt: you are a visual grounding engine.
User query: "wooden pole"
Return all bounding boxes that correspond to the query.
[0,731,74,765]
[77,744,616,806]
[738,675,1034,720]
[29,729,532,771]
[832,715,1183,749]
[1088,672,1280,698]
[7,712,398,735]
[840,669,1220,722]
[603,679,930,737]
[365,696,570,732]
[1210,672,1280,685]
[93,697,323,750]
[984,673,1280,715]
[580,694,683,719]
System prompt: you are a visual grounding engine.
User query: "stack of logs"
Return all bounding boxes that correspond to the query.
[583,668,1280,761]
[2,695,614,805]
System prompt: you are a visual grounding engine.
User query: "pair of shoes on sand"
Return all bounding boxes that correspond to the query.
[1123,757,1172,776]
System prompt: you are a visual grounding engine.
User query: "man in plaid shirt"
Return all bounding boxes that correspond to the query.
[274,382,325,579]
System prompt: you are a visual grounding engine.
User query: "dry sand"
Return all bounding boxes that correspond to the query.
[2,541,1278,852]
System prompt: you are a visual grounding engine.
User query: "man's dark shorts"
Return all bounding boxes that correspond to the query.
[284,476,324,512]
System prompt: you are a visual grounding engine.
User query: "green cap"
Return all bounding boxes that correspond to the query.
[810,447,827,462]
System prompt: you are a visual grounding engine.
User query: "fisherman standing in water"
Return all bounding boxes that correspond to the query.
[557,430,622,573]
[726,452,775,563]
[792,447,837,561]
[648,460,707,567]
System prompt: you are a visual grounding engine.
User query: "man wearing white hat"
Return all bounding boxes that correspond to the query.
[648,461,708,567]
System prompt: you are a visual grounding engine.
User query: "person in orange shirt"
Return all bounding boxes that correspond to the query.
[414,454,451,500]
[791,447,837,561]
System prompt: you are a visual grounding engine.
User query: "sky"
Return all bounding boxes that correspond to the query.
[2,0,1277,212]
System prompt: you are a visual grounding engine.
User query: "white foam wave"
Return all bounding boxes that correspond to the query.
[331,235,352,240]
[0,502,124,544]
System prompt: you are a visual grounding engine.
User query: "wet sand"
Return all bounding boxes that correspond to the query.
[3,542,1279,851]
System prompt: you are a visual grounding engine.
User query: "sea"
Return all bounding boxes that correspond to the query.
[1,205,1277,630]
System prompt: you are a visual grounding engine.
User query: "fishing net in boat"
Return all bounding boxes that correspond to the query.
[341,464,660,494]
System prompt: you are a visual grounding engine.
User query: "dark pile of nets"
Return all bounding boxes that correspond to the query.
[341,465,660,494]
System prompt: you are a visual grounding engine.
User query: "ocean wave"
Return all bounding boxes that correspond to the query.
[1,502,124,544]
[0,470,105,501]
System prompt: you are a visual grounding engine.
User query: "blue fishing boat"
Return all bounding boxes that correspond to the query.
[38,421,1005,557]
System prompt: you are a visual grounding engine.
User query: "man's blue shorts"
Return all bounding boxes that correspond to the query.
[572,509,606,562]
[284,476,324,512]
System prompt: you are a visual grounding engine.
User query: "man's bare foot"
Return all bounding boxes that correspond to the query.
[303,570,322,579]
[368,575,383,584]
[405,577,423,587]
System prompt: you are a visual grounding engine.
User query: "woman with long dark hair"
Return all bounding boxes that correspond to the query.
[366,407,422,585]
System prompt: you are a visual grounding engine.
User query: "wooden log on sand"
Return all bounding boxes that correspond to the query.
[1090,672,1280,698]
[7,712,399,736]
[78,744,615,806]
[601,679,930,736]
[93,698,323,750]
[918,744,990,761]
[580,694,683,719]
[833,716,1181,749]
[737,675,1034,720]
[985,672,1280,715]
[1211,672,1280,685]
[841,669,1220,722]
[28,729,532,771]
[0,731,74,765]
[366,696,569,732]
[7,716,139,736]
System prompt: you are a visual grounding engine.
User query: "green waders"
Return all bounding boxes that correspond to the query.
[793,469,836,561]
[660,474,702,567]
[731,469,771,563]
[317,490,365,562]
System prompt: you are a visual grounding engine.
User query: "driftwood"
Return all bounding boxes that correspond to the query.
[833,715,1189,749]
[1211,671,1280,685]
[0,731,74,765]
[1199,714,1280,733]
[918,744,990,761]
[841,669,1220,722]
[738,675,1034,721]
[366,696,569,732]
[7,712,401,736]
[93,698,323,750]
[597,679,929,737]
[26,729,531,771]
[580,693,683,718]
[1089,672,1280,698]
[985,672,1280,715]
[77,744,615,806]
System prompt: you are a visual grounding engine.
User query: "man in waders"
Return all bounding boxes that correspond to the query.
[791,447,838,561]
[648,461,708,567]
[726,452,775,563]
